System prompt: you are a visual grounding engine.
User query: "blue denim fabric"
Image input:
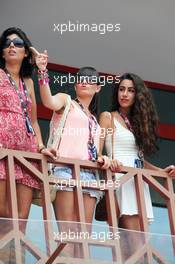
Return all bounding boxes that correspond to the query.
[53,166,103,203]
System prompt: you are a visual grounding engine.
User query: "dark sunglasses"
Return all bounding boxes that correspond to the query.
[3,38,25,49]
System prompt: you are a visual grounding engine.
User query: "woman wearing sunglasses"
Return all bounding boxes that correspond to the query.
[0,27,57,225]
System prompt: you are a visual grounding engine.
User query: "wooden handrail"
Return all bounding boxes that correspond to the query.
[0,148,174,263]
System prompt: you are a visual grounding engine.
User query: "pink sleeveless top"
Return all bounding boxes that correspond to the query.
[51,101,100,160]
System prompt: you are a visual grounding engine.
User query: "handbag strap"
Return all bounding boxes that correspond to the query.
[47,95,71,150]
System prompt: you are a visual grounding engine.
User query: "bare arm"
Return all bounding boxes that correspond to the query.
[26,78,58,159]
[30,47,68,111]
[144,160,175,177]
[98,111,112,156]
[144,160,162,171]
[96,112,112,169]
[39,84,68,112]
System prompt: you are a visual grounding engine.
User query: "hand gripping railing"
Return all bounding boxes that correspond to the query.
[0,148,174,263]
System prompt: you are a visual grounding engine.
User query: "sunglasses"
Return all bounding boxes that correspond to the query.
[3,38,25,49]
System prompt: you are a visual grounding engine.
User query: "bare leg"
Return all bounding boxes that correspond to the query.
[84,194,96,224]
[53,191,77,257]
[16,184,33,264]
[0,180,10,237]
[75,194,96,258]
[0,180,8,217]
[119,215,144,261]
[16,184,33,233]
[0,182,32,262]
[0,180,11,263]
[119,215,141,230]
[53,191,96,259]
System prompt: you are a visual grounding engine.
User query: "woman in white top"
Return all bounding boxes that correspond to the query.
[99,73,175,257]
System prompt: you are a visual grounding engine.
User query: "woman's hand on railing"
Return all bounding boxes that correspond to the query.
[97,155,111,169]
[40,147,59,160]
[163,165,175,177]
[110,159,123,172]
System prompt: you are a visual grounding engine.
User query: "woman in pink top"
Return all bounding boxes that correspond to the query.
[34,49,110,256]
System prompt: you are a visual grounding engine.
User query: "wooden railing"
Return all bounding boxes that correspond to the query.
[0,148,174,263]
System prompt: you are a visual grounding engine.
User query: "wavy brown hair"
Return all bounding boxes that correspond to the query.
[111,73,159,156]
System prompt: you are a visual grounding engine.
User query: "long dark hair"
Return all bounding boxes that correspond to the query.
[111,73,159,156]
[0,27,33,78]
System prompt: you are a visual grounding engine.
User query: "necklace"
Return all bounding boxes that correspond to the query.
[119,111,133,133]
[75,98,98,161]
[74,98,90,116]
[5,70,34,135]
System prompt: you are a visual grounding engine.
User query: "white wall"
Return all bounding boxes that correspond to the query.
[1,0,175,85]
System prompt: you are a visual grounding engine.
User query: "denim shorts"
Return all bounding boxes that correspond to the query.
[53,166,103,203]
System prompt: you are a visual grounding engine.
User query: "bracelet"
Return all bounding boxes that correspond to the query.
[38,69,49,85]
[38,144,46,153]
